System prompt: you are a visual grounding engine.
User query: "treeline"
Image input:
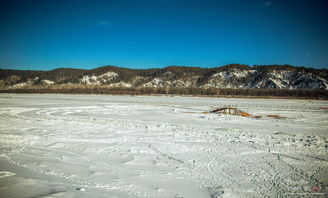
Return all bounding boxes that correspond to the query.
[1,85,327,99]
[2,64,328,85]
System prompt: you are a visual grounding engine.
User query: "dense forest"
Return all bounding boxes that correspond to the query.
[1,85,327,99]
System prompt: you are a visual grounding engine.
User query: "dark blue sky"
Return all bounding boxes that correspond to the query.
[1,0,327,70]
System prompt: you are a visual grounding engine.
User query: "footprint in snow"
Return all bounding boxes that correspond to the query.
[76,187,86,192]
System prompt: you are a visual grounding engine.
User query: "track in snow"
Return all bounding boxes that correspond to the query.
[0,94,328,198]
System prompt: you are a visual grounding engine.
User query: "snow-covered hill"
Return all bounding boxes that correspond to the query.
[1,64,327,89]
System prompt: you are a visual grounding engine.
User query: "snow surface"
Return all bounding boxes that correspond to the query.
[0,94,328,198]
[80,72,119,85]
[41,79,55,85]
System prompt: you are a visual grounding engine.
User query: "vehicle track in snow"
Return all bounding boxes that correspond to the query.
[0,94,328,198]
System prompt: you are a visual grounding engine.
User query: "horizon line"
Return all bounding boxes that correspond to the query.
[1,63,327,72]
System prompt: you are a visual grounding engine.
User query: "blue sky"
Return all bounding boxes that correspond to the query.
[0,0,327,70]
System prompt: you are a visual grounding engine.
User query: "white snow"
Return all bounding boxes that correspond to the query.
[108,82,132,87]
[212,70,250,80]
[0,94,328,198]
[202,70,252,88]
[41,79,55,85]
[80,72,119,85]
[143,78,191,88]
[11,82,28,88]
[143,78,167,87]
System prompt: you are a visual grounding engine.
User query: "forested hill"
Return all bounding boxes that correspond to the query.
[1,64,328,90]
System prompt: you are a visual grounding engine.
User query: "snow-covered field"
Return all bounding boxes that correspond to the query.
[0,94,328,198]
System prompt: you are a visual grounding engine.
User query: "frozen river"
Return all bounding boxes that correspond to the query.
[0,94,327,198]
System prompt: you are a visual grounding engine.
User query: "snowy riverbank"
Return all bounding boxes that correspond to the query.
[0,94,327,198]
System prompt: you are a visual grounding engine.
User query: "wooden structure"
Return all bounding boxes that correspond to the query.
[210,107,252,117]
[267,115,287,119]
[206,107,286,119]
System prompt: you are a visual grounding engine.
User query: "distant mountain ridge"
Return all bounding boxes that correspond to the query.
[1,64,328,90]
